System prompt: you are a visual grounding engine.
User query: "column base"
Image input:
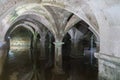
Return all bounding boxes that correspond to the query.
[95,53,120,80]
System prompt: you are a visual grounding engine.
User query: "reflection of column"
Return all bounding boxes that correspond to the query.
[53,41,64,73]
[39,37,46,59]
[31,32,43,80]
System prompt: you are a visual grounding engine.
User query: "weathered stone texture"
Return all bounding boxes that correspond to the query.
[0,0,120,80]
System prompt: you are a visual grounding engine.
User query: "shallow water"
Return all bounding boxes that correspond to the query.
[1,46,98,80]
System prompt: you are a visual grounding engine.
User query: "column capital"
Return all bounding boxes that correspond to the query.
[40,38,46,41]
[53,41,64,48]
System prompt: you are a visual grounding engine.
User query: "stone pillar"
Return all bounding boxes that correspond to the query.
[0,41,8,77]
[90,35,94,65]
[95,41,100,52]
[39,37,46,60]
[95,53,120,80]
[46,35,53,68]
[70,39,83,58]
[31,32,38,69]
[53,41,64,74]
[70,39,78,57]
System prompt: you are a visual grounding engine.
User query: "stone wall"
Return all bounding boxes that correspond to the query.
[0,0,120,80]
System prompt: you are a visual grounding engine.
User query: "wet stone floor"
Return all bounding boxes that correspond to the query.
[1,46,98,80]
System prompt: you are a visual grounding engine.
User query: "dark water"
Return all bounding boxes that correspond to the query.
[1,45,98,80]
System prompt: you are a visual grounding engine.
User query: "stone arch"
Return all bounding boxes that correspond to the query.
[1,2,100,41]
[1,3,56,42]
[6,23,34,39]
[3,14,55,41]
[41,2,100,41]
[4,19,38,41]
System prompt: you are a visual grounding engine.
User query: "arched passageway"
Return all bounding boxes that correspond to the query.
[2,17,57,80]
[0,0,120,80]
[0,3,100,80]
[2,27,33,80]
[62,20,98,80]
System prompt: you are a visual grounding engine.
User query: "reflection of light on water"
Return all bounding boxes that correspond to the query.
[10,46,30,51]
[8,50,14,58]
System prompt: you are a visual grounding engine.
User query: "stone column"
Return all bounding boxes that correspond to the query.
[90,35,94,65]
[53,41,64,74]
[39,37,46,60]
[95,41,100,52]
[70,39,83,58]
[70,39,78,58]
[0,41,8,77]
[31,32,38,70]
[95,53,120,80]
[46,35,53,68]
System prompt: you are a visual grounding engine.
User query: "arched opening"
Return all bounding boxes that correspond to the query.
[2,26,34,80]
[62,20,99,80]
[2,19,56,80]
[1,1,120,80]
[1,3,100,80]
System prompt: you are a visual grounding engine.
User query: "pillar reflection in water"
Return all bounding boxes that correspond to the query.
[53,41,64,73]
[22,31,44,80]
[30,32,45,80]
[1,34,98,80]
